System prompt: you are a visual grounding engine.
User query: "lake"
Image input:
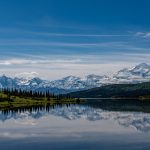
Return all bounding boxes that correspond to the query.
[0,100,150,150]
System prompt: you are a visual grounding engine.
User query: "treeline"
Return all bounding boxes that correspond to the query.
[0,88,71,101]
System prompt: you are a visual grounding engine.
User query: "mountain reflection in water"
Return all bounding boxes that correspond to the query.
[0,102,150,133]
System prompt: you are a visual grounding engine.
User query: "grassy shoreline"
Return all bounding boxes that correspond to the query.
[0,89,84,110]
[0,96,150,110]
[0,97,83,110]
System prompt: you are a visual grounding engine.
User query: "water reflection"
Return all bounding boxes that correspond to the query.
[0,103,150,132]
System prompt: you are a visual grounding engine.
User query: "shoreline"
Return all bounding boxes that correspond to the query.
[0,98,83,110]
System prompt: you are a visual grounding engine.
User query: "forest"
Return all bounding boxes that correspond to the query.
[0,88,79,110]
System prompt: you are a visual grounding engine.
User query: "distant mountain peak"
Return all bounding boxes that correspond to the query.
[14,72,40,86]
[113,63,150,83]
[132,63,150,73]
[134,63,149,68]
[62,75,81,81]
[15,72,39,80]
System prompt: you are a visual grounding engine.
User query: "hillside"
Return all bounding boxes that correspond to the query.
[69,82,150,99]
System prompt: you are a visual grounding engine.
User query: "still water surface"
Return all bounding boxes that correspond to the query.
[0,101,150,150]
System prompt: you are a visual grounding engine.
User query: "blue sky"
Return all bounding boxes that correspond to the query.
[0,0,150,79]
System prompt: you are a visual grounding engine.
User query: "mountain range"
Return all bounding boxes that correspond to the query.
[0,63,150,94]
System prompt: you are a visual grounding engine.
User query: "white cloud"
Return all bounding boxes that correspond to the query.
[0,58,81,66]
[135,32,145,36]
[143,33,150,38]
[0,59,31,65]
[0,40,127,48]
[0,53,148,79]
[30,31,130,37]
[135,31,150,38]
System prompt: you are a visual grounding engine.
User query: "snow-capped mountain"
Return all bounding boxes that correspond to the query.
[113,63,150,83]
[14,72,43,87]
[47,75,110,90]
[0,63,150,94]
[47,76,84,90]
[84,74,111,86]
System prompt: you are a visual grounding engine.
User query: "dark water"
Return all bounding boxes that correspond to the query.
[0,100,150,150]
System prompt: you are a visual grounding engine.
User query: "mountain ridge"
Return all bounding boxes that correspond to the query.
[0,63,150,94]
